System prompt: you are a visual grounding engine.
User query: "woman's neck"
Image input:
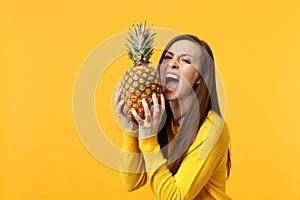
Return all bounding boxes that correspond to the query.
[169,94,194,126]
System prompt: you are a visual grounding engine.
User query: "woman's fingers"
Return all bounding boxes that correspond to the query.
[116,99,125,117]
[152,93,160,121]
[142,98,151,123]
[152,93,160,113]
[131,108,144,125]
[153,93,166,118]
[131,94,165,130]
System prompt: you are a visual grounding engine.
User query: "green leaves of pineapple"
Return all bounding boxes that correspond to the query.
[126,21,156,64]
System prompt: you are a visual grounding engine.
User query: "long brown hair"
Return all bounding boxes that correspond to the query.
[157,35,231,177]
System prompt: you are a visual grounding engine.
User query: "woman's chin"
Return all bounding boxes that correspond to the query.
[163,90,178,101]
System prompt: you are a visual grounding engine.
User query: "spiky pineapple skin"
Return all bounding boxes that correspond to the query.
[121,65,161,120]
[121,22,160,120]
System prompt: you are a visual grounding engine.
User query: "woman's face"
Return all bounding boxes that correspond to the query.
[160,40,202,101]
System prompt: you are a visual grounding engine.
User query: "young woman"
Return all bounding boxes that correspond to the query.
[115,35,231,199]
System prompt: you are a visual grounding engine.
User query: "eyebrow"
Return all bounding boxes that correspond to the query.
[166,51,192,57]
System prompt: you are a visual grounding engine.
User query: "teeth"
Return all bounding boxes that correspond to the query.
[166,74,179,80]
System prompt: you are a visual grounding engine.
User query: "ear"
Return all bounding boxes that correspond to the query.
[196,77,202,85]
[193,78,202,89]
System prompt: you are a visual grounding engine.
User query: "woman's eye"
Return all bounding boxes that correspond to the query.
[181,58,191,64]
[163,55,172,60]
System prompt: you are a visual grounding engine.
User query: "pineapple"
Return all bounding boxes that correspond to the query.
[121,22,161,120]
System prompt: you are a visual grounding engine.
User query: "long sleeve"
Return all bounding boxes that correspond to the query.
[138,119,231,199]
[119,132,147,191]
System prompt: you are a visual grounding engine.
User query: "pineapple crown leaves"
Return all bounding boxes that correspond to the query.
[126,22,156,65]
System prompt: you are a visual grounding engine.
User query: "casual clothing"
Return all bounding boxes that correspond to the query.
[120,110,231,200]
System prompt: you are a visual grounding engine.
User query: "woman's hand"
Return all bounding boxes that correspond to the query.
[131,93,165,138]
[114,83,138,134]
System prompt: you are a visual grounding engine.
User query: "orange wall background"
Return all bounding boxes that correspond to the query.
[1,0,300,199]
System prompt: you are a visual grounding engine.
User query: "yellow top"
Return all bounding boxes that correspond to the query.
[120,110,231,200]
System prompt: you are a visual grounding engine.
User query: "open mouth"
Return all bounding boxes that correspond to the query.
[165,73,179,92]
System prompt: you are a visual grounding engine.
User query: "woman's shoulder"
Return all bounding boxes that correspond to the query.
[188,110,230,158]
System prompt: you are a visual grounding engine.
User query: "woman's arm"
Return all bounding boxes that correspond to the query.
[115,84,147,191]
[119,132,147,191]
[131,94,230,199]
[138,125,229,200]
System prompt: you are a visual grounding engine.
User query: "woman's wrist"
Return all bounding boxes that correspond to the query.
[138,126,157,139]
[124,122,138,136]
[124,128,138,137]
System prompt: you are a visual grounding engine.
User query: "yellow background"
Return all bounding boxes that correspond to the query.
[1,0,300,199]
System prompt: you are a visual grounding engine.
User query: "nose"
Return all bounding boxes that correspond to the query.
[167,57,179,69]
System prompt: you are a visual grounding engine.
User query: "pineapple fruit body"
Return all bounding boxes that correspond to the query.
[121,65,161,120]
[121,22,161,121]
